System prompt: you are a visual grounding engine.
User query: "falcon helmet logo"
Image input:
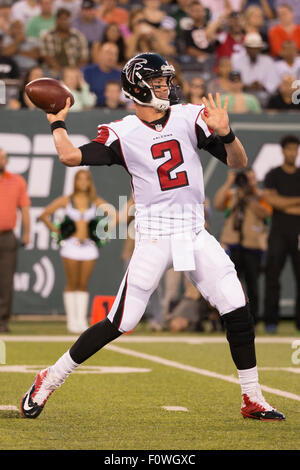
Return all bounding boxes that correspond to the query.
[125,57,148,85]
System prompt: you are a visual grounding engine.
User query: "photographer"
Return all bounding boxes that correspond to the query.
[263,135,300,333]
[214,168,272,324]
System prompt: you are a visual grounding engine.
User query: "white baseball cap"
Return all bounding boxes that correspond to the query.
[244,32,266,48]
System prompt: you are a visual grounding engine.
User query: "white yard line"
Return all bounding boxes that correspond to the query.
[0,365,151,374]
[259,367,300,374]
[1,335,299,402]
[0,405,18,411]
[162,406,189,412]
[106,344,300,403]
[0,335,298,344]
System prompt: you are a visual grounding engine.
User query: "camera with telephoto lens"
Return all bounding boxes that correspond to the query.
[234,170,249,188]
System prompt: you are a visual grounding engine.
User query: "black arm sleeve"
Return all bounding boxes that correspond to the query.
[79,140,125,167]
[196,124,228,165]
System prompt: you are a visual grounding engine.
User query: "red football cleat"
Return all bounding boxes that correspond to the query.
[21,368,64,419]
[241,386,285,421]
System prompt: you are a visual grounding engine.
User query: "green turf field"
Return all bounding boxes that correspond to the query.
[0,320,300,450]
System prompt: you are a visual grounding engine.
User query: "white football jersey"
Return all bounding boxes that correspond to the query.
[95,103,214,237]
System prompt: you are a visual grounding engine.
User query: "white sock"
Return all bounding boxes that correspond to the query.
[75,291,89,331]
[49,351,79,382]
[63,291,79,333]
[237,366,259,395]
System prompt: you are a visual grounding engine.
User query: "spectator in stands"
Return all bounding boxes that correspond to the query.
[268,3,300,57]
[96,0,129,28]
[263,134,300,333]
[170,0,193,35]
[140,0,166,29]
[275,40,300,81]
[243,5,269,48]
[92,22,126,66]
[214,168,271,324]
[72,0,106,51]
[40,8,89,77]
[103,80,125,109]
[155,16,177,59]
[185,76,206,104]
[62,66,96,111]
[83,41,120,106]
[129,23,157,57]
[231,32,279,105]
[206,11,245,64]
[136,30,157,54]
[179,0,216,62]
[200,0,232,21]
[26,0,55,39]
[274,0,300,23]
[220,70,262,112]
[125,8,156,59]
[0,148,30,333]
[266,74,300,111]
[11,0,40,26]
[207,56,233,95]
[166,282,223,333]
[0,32,20,79]
[1,19,39,74]
[8,65,43,109]
[0,0,12,35]
[165,280,205,333]
[241,0,275,19]
[125,7,145,58]
[53,0,81,20]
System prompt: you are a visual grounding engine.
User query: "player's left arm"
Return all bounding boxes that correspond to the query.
[201,94,248,169]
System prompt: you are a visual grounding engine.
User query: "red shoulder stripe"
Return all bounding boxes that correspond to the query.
[93,126,110,144]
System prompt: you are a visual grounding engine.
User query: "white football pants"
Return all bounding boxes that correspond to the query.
[108,229,246,333]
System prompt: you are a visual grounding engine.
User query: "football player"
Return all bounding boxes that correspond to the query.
[21,53,285,421]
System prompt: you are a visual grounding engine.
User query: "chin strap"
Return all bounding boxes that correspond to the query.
[124,90,170,111]
[124,77,171,111]
[145,93,170,111]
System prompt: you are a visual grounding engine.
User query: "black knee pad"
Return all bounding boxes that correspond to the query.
[222,304,256,370]
[223,304,255,345]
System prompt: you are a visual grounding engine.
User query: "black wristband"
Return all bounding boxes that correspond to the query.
[219,128,235,144]
[51,120,67,133]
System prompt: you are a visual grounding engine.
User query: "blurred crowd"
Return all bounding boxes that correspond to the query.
[0,0,300,112]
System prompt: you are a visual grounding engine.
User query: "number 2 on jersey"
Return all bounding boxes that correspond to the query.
[151,140,189,191]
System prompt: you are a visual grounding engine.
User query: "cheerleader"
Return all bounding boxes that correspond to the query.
[39,169,115,333]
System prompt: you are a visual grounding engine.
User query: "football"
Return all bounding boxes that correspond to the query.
[25,78,75,114]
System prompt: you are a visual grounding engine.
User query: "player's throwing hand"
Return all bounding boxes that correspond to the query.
[201,93,230,136]
[47,97,71,124]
